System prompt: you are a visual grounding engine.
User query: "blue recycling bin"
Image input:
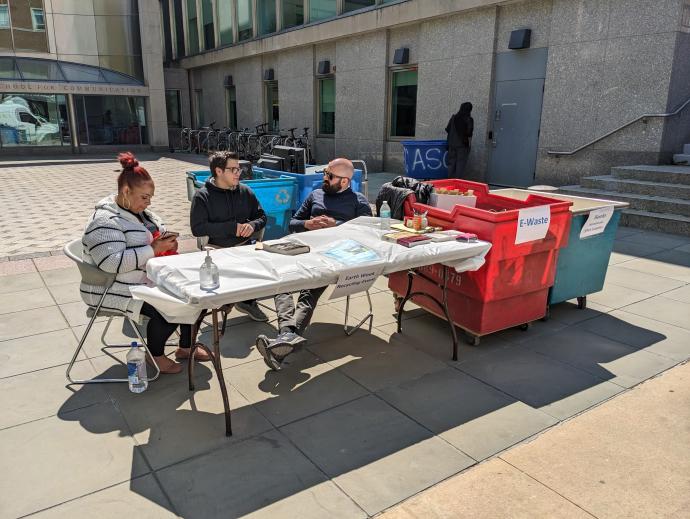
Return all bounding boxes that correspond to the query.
[252,165,363,211]
[401,140,449,179]
[186,170,297,240]
[491,189,628,310]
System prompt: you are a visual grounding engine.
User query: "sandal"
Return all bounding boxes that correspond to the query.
[175,344,213,362]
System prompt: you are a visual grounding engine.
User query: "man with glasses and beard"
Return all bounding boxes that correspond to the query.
[190,151,269,322]
[256,157,372,371]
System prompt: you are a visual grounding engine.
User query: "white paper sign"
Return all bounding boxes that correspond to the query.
[515,205,551,244]
[329,264,385,300]
[580,206,614,239]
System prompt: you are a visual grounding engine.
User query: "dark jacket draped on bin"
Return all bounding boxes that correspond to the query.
[375,177,434,219]
[446,102,474,149]
[190,179,267,248]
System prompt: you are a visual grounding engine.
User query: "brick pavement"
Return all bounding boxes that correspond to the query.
[0,154,209,260]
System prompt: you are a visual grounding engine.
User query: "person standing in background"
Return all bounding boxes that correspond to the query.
[445,102,474,179]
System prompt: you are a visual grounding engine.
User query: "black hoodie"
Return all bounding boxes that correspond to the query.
[190,180,267,248]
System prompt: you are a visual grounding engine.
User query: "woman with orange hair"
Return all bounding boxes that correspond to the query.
[80,152,210,374]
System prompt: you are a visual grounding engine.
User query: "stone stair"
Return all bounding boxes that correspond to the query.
[560,163,690,236]
[673,143,690,165]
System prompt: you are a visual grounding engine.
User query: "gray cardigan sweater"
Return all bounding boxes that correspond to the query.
[80,195,165,321]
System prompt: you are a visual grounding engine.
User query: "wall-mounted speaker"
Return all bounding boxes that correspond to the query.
[223,75,233,87]
[393,47,409,64]
[263,68,274,81]
[508,29,531,49]
[317,60,331,75]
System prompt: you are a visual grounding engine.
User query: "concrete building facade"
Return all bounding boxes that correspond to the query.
[164,0,690,186]
[0,0,167,152]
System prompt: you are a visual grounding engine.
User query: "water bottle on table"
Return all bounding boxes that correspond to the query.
[380,201,391,230]
[200,246,220,291]
[127,341,148,393]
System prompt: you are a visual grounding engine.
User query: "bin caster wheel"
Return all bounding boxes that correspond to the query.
[519,322,532,331]
[465,333,480,346]
[577,296,587,310]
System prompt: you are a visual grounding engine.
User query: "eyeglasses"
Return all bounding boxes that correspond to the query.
[224,166,241,175]
[323,169,346,181]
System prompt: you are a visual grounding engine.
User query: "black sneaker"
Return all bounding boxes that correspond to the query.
[236,301,269,322]
[255,335,282,371]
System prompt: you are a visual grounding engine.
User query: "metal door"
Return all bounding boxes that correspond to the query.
[488,48,548,187]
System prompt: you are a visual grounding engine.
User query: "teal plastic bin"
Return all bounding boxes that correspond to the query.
[186,170,297,240]
[253,165,363,211]
[491,189,628,310]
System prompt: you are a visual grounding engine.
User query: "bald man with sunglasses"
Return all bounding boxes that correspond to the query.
[256,158,372,371]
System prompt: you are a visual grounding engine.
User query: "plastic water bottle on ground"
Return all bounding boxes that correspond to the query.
[380,201,391,230]
[126,341,148,394]
[200,247,220,291]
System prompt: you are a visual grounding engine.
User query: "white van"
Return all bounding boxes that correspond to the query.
[0,96,61,144]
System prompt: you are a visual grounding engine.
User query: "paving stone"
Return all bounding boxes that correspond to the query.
[0,287,55,315]
[0,328,87,378]
[158,429,365,519]
[377,368,558,461]
[30,475,177,518]
[0,259,36,276]
[0,306,68,342]
[0,403,147,518]
[94,356,273,470]
[622,295,690,331]
[456,346,625,421]
[0,271,44,294]
[227,351,368,428]
[281,395,475,515]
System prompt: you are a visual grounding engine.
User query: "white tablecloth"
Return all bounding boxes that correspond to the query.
[131,217,491,323]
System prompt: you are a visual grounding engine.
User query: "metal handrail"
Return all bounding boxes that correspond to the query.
[547,97,690,156]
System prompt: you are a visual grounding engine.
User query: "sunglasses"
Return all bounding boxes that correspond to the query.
[323,169,346,181]
[224,166,241,175]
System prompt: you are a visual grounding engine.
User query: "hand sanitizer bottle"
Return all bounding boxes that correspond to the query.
[200,247,220,291]
[380,201,391,230]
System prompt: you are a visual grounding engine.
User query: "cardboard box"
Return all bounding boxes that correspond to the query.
[429,193,477,211]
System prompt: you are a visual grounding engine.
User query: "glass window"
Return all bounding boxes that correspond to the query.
[390,69,417,137]
[30,7,44,30]
[309,0,336,21]
[226,86,237,129]
[0,93,68,147]
[186,0,199,54]
[100,68,142,85]
[0,57,20,79]
[75,95,147,145]
[0,5,9,28]
[237,0,253,41]
[59,62,105,83]
[342,0,375,14]
[201,0,214,50]
[9,0,48,52]
[194,89,203,126]
[282,0,303,29]
[318,77,335,135]
[99,55,144,81]
[257,0,276,36]
[265,81,279,131]
[16,59,65,81]
[217,0,233,45]
[165,90,182,128]
[173,0,186,57]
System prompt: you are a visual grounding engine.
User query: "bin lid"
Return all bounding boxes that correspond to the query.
[491,188,629,215]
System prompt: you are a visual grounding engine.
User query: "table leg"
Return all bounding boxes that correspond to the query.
[211,309,232,436]
[188,311,206,391]
[395,267,460,361]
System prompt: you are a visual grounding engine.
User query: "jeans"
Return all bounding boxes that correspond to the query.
[273,286,328,335]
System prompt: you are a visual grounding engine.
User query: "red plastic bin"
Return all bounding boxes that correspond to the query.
[388,179,572,338]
